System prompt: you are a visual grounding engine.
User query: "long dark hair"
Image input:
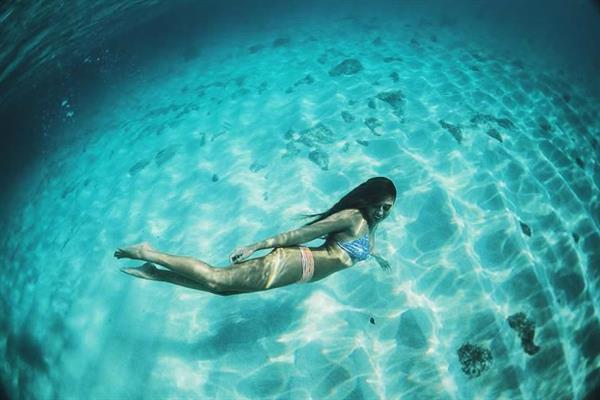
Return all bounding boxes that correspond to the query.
[304,177,397,226]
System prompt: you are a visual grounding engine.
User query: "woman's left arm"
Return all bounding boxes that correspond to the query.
[370,227,391,272]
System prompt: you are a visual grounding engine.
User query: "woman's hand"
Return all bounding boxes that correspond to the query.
[229,246,256,264]
[372,254,391,272]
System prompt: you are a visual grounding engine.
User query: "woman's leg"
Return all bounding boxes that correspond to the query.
[121,262,240,295]
[114,243,304,295]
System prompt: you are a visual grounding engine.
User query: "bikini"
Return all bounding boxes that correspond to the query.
[336,233,370,262]
[298,233,370,284]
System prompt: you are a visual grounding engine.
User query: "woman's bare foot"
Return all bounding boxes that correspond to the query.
[114,242,155,260]
[120,262,162,281]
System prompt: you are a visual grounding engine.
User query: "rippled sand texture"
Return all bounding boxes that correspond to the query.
[1,11,599,400]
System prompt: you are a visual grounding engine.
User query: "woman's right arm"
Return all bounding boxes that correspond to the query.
[251,210,355,250]
[230,210,357,263]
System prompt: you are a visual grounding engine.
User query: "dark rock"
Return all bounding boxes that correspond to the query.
[512,59,525,69]
[317,53,328,64]
[365,117,382,134]
[294,74,315,86]
[155,146,178,166]
[471,52,486,62]
[258,81,268,94]
[507,312,540,355]
[308,149,329,170]
[377,90,403,107]
[329,59,364,77]
[537,117,552,133]
[235,76,246,87]
[375,90,405,118]
[496,117,515,129]
[128,160,150,176]
[575,157,584,168]
[211,174,219,182]
[370,317,375,324]
[248,44,265,54]
[383,56,403,63]
[211,131,226,142]
[486,128,503,143]
[284,129,295,140]
[341,111,355,123]
[470,113,496,125]
[249,162,266,173]
[457,343,493,378]
[573,232,580,243]
[439,120,463,144]
[283,142,301,158]
[273,37,290,47]
[298,123,337,145]
[519,221,532,237]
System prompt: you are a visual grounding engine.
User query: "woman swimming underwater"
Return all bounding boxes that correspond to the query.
[114,177,396,296]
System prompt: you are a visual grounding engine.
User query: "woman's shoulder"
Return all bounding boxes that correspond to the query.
[333,208,362,218]
[332,208,365,225]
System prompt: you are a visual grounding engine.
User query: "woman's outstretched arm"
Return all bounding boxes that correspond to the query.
[230,210,356,263]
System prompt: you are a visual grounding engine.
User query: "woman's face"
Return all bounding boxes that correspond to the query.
[367,195,395,224]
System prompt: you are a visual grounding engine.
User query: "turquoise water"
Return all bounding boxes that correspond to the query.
[1,1,599,399]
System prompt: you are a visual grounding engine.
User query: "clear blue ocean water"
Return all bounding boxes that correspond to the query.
[0,1,599,399]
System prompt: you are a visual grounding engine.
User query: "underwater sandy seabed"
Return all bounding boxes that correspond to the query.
[1,6,599,400]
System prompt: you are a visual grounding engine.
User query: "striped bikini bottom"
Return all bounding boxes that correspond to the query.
[298,246,314,283]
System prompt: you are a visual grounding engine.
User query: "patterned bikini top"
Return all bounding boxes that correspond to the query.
[336,233,370,262]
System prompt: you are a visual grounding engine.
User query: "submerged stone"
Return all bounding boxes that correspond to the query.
[519,221,532,237]
[439,120,463,144]
[249,162,266,173]
[507,312,540,355]
[376,90,405,110]
[496,117,515,129]
[470,113,496,125]
[486,128,503,143]
[294,74,315,86]
[248,44,265,54]
[575,157,584,168]
[341,111,355,123]
[128,160,150,176]
[329,59,364,77]
[537,117,553,133]
[365,117,382,134]
[299,123,337,144]
[383,56,403,63]
[572,232,580,243]
[273,37,290,47]
[155,146,178,166]
[457,343,493,378]
[308,149,329,170]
